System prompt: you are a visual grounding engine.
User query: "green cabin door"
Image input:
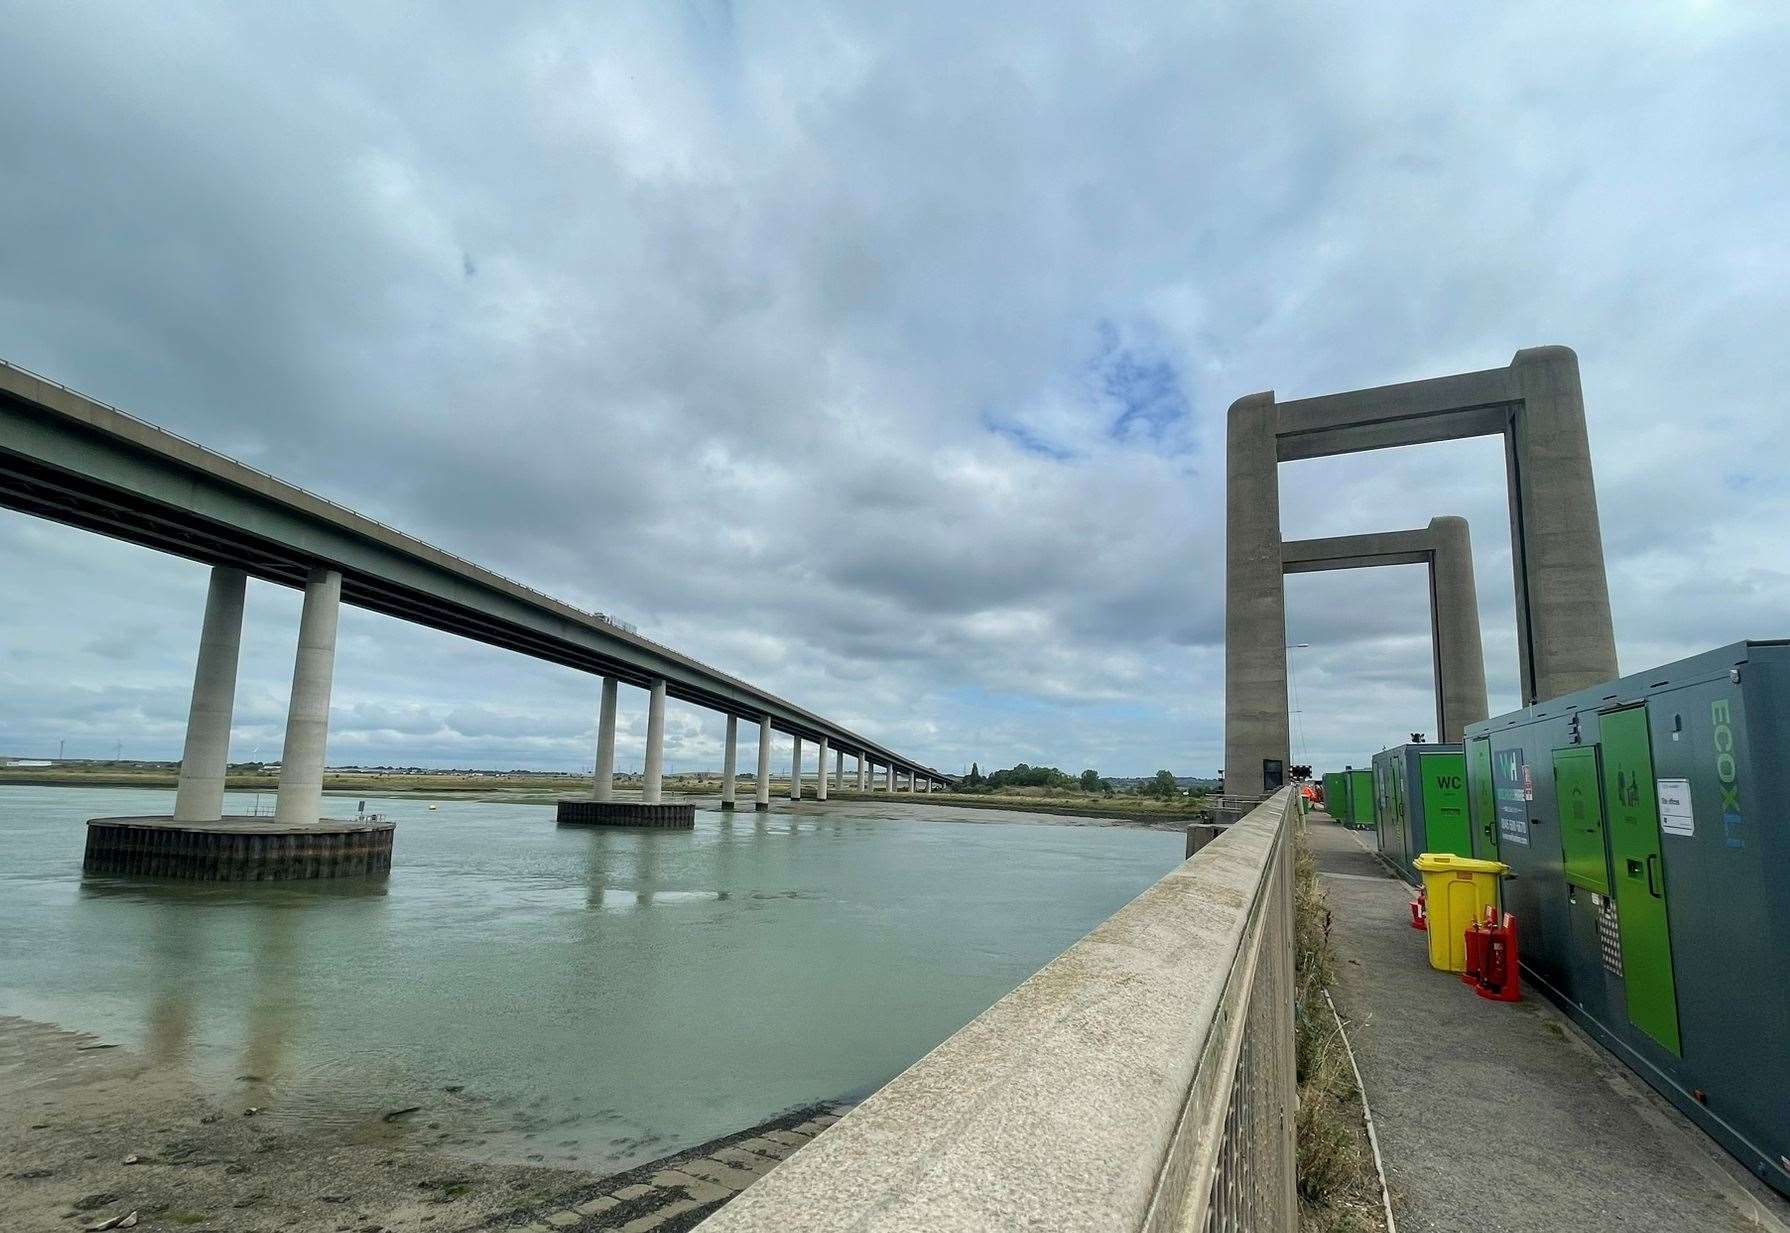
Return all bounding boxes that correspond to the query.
[1419,752,1471,856]
[1552,747,1611,895]
[1599,707,1682,1056]
[1391,762,1408,862]
[1350,769,1374,828]
[1467,736,1498,859]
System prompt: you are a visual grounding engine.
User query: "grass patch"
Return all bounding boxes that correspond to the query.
[1293,816,1389,1233]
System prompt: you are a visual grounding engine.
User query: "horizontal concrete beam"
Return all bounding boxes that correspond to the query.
[0,360,951,784]
[1273,364,1517,462]
[697,790,1296,1232]
[1281,527,1434,573]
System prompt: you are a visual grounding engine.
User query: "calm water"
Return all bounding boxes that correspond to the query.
[0,786,1179,1172]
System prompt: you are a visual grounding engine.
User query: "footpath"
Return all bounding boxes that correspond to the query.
[1306,813,1790,1232]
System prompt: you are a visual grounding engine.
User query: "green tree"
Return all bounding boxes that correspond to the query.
[1147,769,1180,800]
[1079,768,1101,793]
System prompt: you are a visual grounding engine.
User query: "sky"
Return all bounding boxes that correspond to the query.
[1,3,1787,778]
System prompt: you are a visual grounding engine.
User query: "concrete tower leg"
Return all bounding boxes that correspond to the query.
[642,679,666,804]
[885,763,894,792]
[721,714,738,810]
[1428,517,1490,741]
[816,737,829,801]
[790,736,803,801]
[1509,346,1619,702]
[593,676,618,802]
[275,567,342,826]
[755,716,772,810]
[1224,392,1289,797]
[834,748,844,791]
[173,566,248,822]
[857,755,866,791]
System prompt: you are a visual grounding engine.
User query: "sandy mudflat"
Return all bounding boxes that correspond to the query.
[0,1016,604,1232]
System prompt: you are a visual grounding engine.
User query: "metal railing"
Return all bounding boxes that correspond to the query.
[695,788,1298,1232]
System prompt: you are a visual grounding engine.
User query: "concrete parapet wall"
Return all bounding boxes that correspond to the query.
[695,789,1297,1233]
[556,800,696,829]
[82,816,394,880]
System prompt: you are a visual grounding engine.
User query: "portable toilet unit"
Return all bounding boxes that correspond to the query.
[1372,742,1473,880]
[1346,768,1375,829]
[1464,640,1790,1198]
[1322,771,1348,817]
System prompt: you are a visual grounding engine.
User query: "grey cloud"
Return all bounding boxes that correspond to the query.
[2,4,1787,777]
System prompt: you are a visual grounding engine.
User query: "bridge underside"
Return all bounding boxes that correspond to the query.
[0,364,946,782]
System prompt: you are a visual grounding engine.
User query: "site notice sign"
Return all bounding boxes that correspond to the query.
[1657,777,1695,837]
[1493,746,1530,846]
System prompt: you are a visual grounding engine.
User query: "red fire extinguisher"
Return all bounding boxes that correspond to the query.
[1469,911,1522,1003]
[1461,904,1493,988]
[1409,886,1427,931]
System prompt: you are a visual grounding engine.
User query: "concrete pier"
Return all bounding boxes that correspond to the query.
[1226,346,1618,792]
[557,676,694,828]
[275,567,342,826]
[857,756,867,791]
[1429,515,1489,741]
[756,715,772,810]
[172,566,247,822]
[84,816,394,881]
[790,736,803,801]
[834,748,844,792]
[1225,392,1289,799]
[721,714,738,810]
[815,737,829,801]
[885,764,894,792]
[593,675,618,802]
[557,800,693,828]
[643,678,666,804]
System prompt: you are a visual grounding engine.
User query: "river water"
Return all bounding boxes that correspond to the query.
[0,786,1180,1173]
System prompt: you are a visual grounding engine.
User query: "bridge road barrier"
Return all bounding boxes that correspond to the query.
[696,788,1299,1232]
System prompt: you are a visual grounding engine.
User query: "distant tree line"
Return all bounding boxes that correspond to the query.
[958,762,1199,800]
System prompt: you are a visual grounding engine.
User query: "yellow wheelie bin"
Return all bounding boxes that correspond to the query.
[1413,852,1509,973]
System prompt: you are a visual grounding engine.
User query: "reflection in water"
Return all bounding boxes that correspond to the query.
[145,900,197,1069]
[12,787,1178,1173]
[244,903,299,1086]
[76,877,387,1090]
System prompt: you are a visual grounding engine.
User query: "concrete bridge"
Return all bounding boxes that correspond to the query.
[0,360,951,852]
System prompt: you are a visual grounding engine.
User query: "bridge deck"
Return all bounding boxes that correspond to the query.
[1309,816,1788,1232]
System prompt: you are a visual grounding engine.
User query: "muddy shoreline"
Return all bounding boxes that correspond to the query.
[0,1016,849,1233]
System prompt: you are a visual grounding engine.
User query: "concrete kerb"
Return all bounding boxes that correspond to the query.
[694,790,1295,1232]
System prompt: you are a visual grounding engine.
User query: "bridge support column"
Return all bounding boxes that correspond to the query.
[857,755,866,791]
[755,715,772,810]
[275,567,342,825]
[834,748,844,792]
[173,566,247,822]
[816,737,829,801]
[1430,516,1490,741]
[1224,393,1289,798]
[721,714,738,810]
[642,679,666,804]
[593,676,618,802]
[790,736,803,801]
[885,763,894,792]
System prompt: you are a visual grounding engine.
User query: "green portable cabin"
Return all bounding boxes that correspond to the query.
[1321,772,1348,817]
[1371,743,1474,880]
[1346,768,1375,829]
[1465,640,1790,1198]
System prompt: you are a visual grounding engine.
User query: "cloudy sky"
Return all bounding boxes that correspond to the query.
[2,3,1786,778]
